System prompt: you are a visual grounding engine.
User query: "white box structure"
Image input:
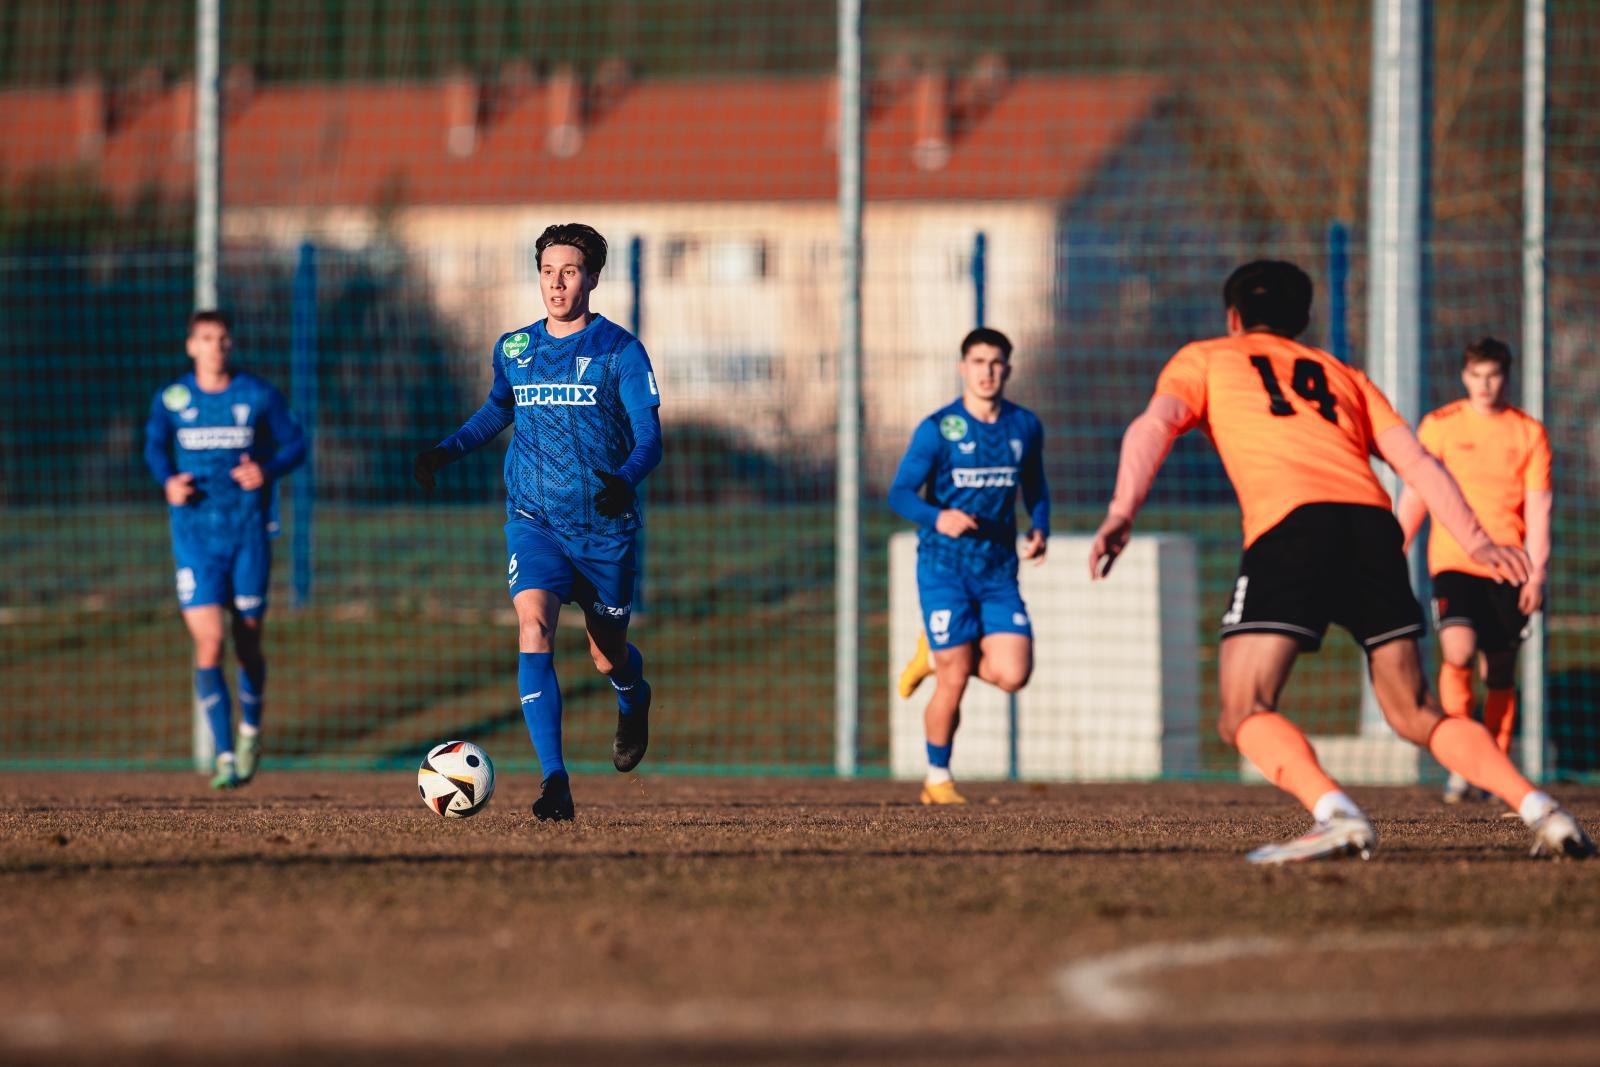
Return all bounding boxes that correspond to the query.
[889,532,1201,781]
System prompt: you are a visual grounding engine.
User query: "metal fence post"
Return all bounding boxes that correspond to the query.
[835,0,864,778]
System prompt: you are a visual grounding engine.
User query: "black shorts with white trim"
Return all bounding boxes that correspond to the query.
[1219,503,1425,653]
[1431,569,1530,654]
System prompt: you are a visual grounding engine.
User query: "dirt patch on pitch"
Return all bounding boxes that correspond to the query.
[2,774,1597,1066]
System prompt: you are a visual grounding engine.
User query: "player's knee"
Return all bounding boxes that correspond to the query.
[589,646,617,675]
[991,665,1031,693]
[517,617,555,651]
[192,639,225,667]
[1216,703,1269,748]
[932,667,970,697]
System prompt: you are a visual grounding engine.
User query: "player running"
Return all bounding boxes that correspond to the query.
[1089,261,1592,863]
[1397,338,1551,804]
[890,328,1048,805]
[143,310,307,789]
[414,223,661,823]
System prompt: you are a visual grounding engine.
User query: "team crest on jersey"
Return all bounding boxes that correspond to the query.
[575,357,592,381]
[939,415,968,441]
[162,384,192,411]
[233,404,251,426]
[502,332,531,359]
[1010,439,1023,462]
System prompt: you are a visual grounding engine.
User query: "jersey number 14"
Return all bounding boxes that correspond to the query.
[1249,356,1338,424]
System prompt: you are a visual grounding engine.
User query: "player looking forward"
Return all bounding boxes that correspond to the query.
[890,328,1049,804]
[1397,338,1551,804]
[1089,261,1592,862]
[143,310,307,789]
[414,223,661,823]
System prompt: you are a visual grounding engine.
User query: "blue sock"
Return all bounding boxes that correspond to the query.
[926,741,952,769]
[610,644,648,715]
[195,667,233,756]
[238,660,266,730]
[518,652,565,780]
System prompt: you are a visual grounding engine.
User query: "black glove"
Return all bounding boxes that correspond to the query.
[413,447,451,491]
[593,468,635,518]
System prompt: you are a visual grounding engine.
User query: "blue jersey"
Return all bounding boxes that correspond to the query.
[441,315,661,537]
[888,399,1049,575]
[143,371,307,539]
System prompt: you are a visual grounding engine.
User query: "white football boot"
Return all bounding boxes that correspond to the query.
[1529,807,1597,860]
[1246,813,1376,865]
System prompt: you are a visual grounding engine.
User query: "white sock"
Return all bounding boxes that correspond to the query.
[925,766,952,786]
[1312,790,1363,823]
[1519,790,1557,826]
[238,722,260,738]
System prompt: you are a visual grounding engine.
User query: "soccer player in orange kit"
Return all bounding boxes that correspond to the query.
[1089,261,1593,863]
[1397,338,1551,803]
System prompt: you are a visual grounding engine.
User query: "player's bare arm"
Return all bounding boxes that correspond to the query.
[1520,487,1553,614]
[1374,424,1530,584]
[1091,393,1197,580]
[1394,484,1428,553]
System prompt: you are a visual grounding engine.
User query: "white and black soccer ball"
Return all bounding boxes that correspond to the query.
[418,741,495,818]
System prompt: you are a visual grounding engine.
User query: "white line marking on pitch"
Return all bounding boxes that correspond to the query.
[1055,929,1524,1023]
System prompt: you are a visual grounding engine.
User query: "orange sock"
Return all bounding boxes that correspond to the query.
[1427,716,1533,810]
[1235,712,1341,814]
[1438,663,1474,719]
[1483,688,1517,754]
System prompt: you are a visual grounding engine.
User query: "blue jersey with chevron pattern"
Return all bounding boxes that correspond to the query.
[449,315,660,537]
[142,370,307,540]
[888,398,1050,576]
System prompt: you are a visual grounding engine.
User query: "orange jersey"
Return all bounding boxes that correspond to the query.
[1155,333,1405,547]
[1416,400,1551,578]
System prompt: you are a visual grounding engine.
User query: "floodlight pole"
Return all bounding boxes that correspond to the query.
[1362,0,1431,736]
[834,0,864,777]
[1521,0,1547,781]
[192,0,223,772]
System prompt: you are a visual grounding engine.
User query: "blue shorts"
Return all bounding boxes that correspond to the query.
[505,516,636,628]
[172,523,271,617]
[916,559,1031,649]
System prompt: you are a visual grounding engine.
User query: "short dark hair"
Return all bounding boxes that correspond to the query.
[1223,260,1313,338]
[960,327,1013,360]
[188,309,231,334]
[1462,336,1512,373]
[535,223,608,275]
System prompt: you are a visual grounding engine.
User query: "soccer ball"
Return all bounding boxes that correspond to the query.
[418,740,495,818]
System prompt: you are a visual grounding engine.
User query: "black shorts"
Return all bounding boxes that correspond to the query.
[1220,503,1425,653]
[1431,570,1529,654]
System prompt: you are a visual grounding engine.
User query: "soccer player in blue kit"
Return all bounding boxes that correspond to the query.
[414,223,661,822]
[144,310,307,789]
[889,328,1049,804]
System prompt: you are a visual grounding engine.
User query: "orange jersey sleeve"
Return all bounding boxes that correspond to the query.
[1157,334,1394,546]
[1154,343,1210,421]
[1525,422,1552,492]
[1420,401,1549,577]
